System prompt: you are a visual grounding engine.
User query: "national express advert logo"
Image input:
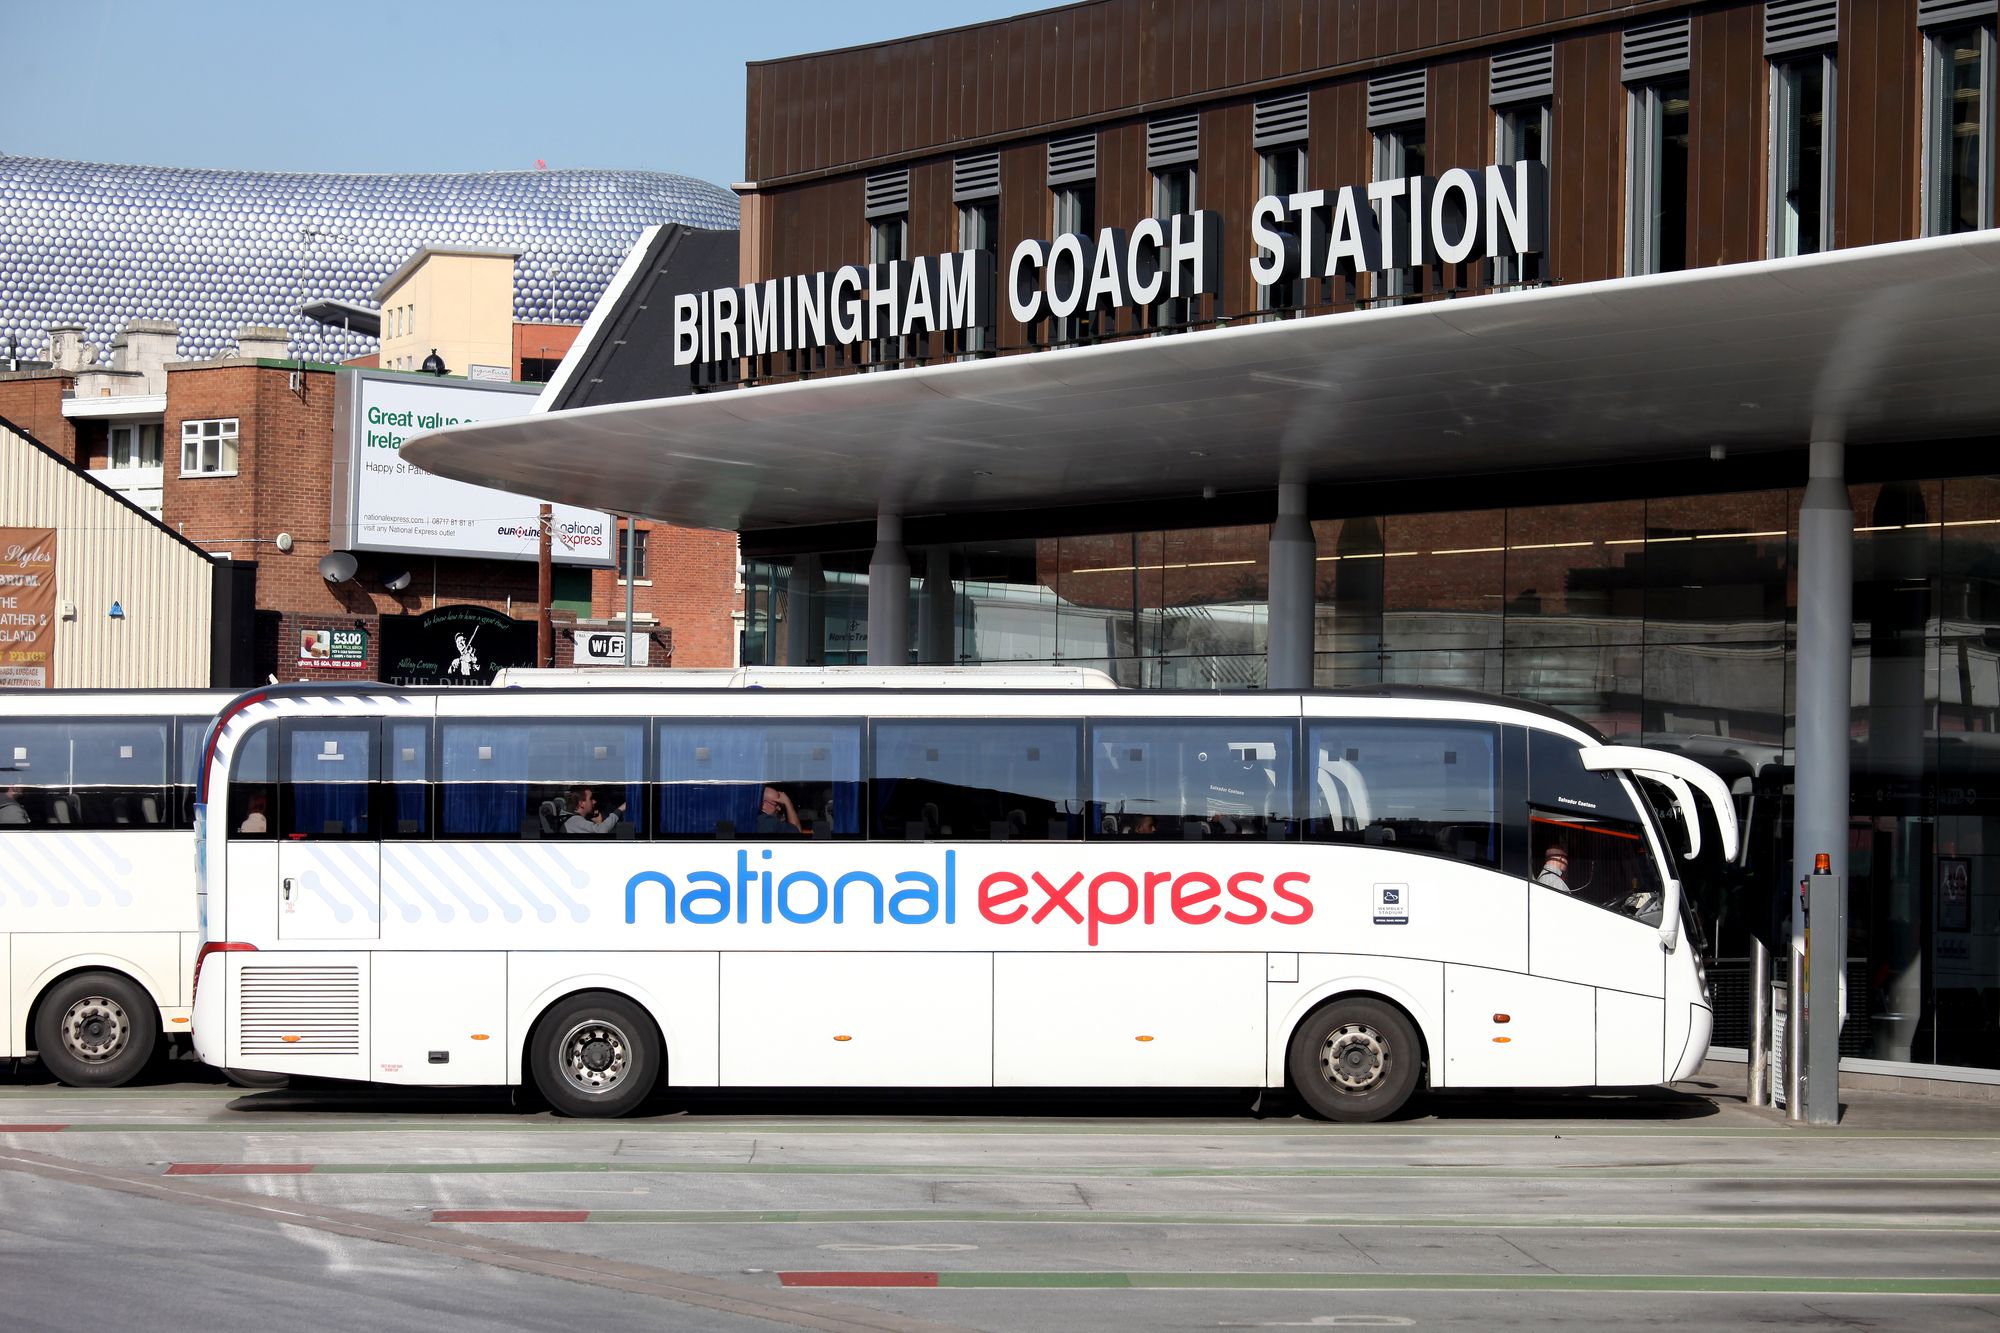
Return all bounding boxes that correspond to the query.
[625,850,1312,946]
[494,520,606,550]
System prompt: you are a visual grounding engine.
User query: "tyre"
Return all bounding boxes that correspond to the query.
[33,972,159,1088]
[1287,997,1423,1123]
[529,992,660,1118]
[222,1068,291,1089]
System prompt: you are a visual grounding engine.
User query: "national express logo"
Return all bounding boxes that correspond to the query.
[624,850,1312,946]
[494,521,606,549]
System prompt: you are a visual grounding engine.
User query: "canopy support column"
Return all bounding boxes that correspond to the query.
[1794,439,1851,1125]
[1267,482,1316,691]
[867,511,910,666]
[919,548,955,664]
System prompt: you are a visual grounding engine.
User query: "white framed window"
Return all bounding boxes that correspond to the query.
[1050,183,1096,344]
[1923,21,1996,236]
[109,422,163,470]
[1770,52,1835,257]
[1494,102,1551,285]
[1371,123,1425,301]
[956,199,999,356]
[1151,164,1197,328]
[1256,145,1307,315]
[180,418,239,477]
[1626,78,1691,275]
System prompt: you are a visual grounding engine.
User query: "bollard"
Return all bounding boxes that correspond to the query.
[1805,861,1843,1126]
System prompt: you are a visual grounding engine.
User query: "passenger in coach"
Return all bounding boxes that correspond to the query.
[236,791,268,835]
[1536,845,1573,892]
[757,784,803,835]
[563,786,625,835]
[0,784,28,825]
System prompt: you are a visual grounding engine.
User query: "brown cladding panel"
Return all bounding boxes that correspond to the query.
[1835,0,1918,248]
[1689,4,1764,268]
[1430,53,1489,174]
[1551,29,1626,284]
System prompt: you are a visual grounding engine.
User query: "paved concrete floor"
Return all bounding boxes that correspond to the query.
[1,1058,1995,1331]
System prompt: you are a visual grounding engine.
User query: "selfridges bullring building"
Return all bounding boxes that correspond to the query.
[0,153,738,362]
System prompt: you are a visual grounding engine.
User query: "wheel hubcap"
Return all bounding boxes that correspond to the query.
[61,996,131,1065]
[1319,1022,1389,1094]
[558,1020,630,1095]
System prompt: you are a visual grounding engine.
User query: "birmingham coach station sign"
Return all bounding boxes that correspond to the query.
[673,161,1547,368]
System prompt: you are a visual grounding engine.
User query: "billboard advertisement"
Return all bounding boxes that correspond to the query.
[378,605,537,686]
[0,528,56,688]
[331,370,614,566]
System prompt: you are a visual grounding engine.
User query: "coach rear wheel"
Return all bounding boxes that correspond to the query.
[1288,998,1422,1123]
[34,972,159,1088]
[530,993,660,1118]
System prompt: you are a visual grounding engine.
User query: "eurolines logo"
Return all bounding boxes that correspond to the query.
[625,849,1313,945]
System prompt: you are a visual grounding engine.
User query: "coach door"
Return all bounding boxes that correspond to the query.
[276,720,381,941]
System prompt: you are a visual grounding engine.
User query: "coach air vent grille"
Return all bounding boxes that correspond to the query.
[1490,45,1556,104]
[1146,113,1200,168]
[1367,69,1428,128]
[238,965,362,1056]
[1918,0,1997,23]
[1253,93,1310,148]
[1047,134,1098,186]
[864,169,911,219]
[1765,0,1840,55]
[952,153,1000,202]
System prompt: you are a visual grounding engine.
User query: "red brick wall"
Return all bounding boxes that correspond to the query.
[591,521,740,666]
[514,323,581,377]
[0,375,78,461]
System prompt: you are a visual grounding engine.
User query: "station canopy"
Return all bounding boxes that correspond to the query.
[401,233,2000,535]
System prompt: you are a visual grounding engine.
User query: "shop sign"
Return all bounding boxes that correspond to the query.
[378,604,537,686]
[573,629,651,666]
[299,626,369,670]
[0,528,56,689]
[671,161,1546,368]
[330,370,615,566]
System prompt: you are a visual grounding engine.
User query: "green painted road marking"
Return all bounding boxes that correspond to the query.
[296,1161,2000,1182]
[904,1272,2000,1294]
[560,1207,2000,1232]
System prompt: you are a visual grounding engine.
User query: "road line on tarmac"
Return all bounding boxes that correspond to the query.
[423,1206,2000,1232]
[0,1145,969,1333]
[774,1270,2000,1295]
[157,1159,2000,1182]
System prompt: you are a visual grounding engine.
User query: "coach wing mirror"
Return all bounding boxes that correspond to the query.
[1579,748,1739,862]
[1636,771,1703,861]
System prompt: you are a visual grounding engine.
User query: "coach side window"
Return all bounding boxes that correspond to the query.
[874,720,1083,841]
[280,722,375,839]
[69,719,172,829]
[1088,719,1296,840]
[225,727,275,839]
[658,719,862,839]
[440,720,646,839]
[1526,728,1664,922]
[1305,720,1501,869]
[384,720,430,837]
[0,721,69,828]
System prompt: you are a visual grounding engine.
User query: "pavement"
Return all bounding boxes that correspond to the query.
[1,1056,1996,1331]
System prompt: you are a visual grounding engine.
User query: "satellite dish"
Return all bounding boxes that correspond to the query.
[318,551,359,583]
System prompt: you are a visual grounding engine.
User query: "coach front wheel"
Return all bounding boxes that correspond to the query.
[34,972,159,1088]
[530,993,660,1118]
[1288,998,1422,1123]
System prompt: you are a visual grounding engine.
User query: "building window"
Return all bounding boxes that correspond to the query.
[109,422,162,470]
[1494,103,1550,285]
[1256,146,1307,317]
[1051,183,1096,344]
[1151,164,1197,329]
[620,526,649,581]
[1627,79,1691,275]
[869,213,908,369]
[1924,23,1996,236]
[1372,123,1425,301]
[519,356,563,383]
[180,418,239,476]
[1771,53,1834,256]
[957,199,999,355]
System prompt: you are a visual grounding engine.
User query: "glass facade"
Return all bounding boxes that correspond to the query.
[744,474,2000,1072]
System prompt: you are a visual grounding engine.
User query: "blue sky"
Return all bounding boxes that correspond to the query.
[6,0,1038,189]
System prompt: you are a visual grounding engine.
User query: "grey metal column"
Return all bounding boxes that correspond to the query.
[785,554,821,666]
[919,547,955,664]
[1793,439,1852,1124]
[867,511,911,667]
[1266,481,1316,691]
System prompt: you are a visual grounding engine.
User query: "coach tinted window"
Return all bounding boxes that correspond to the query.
[440,720,646,839]
[1088,720,1295,839]
[874,720,1083,841]
[69,719,172,829]
[281,723,375,839]
[657,719,862,839]
[226,727,276,839]
[384,720,430,837]
[1527,728,1663,921]
[0,721,68,827]
[1306,720,1500,869]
